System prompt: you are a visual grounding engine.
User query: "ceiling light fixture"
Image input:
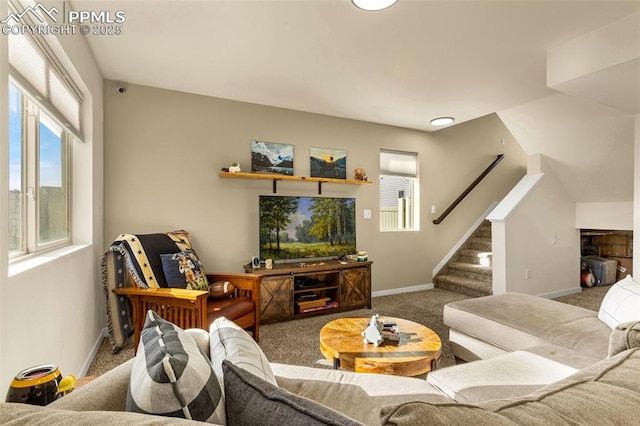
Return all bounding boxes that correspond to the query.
[352,0,398,11]
[430,117,455,126]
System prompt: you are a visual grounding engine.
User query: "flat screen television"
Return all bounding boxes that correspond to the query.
[259,195,357,262]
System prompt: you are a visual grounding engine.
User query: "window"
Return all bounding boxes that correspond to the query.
[8,83,23,254]
[8,82,72,257]
[379,150,419,231]
[6,2,82,258]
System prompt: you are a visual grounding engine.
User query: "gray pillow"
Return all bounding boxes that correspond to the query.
[222,360,363,426]
[608,320,640,357]
[127,310,225,424]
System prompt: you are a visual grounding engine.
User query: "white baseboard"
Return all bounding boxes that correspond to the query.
[538,287,582,299]
[372,283,434,298]
[78,328,107,378]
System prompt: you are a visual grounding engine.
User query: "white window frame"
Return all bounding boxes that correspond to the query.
[9,81,72,258]
[6,0,82,259]
[379,149,420,232]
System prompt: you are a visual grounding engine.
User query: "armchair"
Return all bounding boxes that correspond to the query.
[102,230,260,353]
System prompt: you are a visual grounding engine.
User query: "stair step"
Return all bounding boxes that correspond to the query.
[434,274,492,298]
[448,262,492,275]
[477,229,492,239]
[468,237,492,251]
[458,249,492,266]
[434,219,493,298]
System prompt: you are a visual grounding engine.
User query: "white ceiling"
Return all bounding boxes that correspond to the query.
[73,0,640,202]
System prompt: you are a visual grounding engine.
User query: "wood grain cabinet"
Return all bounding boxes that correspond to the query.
[340,266,371,309]
[247,261,372,324]
[259,275,293,322]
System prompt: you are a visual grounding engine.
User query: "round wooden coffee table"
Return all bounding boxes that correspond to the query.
[319,316,441,377]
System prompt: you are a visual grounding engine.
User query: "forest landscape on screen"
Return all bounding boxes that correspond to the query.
[259,195,356,262]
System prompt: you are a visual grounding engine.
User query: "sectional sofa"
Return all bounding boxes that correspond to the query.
[2,278,640,425]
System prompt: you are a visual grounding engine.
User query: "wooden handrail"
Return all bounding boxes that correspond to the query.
[433,154,504,225]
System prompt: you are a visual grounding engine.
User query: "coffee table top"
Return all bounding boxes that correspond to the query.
[319,316,442,377]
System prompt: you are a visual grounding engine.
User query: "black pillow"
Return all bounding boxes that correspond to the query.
[222,360,363,426]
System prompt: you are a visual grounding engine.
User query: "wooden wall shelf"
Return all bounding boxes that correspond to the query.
[219,171,372,194]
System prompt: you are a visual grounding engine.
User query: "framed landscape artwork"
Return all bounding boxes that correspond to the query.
[251,141,294,176]
[310,147,346,179]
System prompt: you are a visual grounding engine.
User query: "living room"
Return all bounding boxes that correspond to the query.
[1,0,639,411]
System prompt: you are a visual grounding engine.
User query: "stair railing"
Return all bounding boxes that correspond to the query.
[433,154,504,225]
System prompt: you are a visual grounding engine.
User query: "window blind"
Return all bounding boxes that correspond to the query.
[7,13,83,139]
[380,150,417,177]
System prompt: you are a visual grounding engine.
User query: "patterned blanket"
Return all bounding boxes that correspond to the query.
[101,230,193,352]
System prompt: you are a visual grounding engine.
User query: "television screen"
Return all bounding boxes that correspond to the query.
[259,195,357,262]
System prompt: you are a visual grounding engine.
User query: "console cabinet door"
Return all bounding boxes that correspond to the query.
[260,275,293,323]
[340,266,371,309]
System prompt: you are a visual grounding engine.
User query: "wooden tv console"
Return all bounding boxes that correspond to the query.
[244,260,372,324]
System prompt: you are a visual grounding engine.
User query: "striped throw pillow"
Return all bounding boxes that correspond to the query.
[127,311,225,424]
[210,317,276,388]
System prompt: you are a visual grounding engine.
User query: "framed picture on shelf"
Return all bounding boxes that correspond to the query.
[310,147,346,179]
[251,141,294,176]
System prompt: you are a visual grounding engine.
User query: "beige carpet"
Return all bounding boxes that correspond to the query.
[86,286,610,376]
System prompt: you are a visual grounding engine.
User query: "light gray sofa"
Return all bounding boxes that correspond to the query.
[1,348,640,425]
[2,325,640,425]
[444,292,611,366]
[444,275,640,366]
[436,275,640,403]
[0,329,450,426]
[3,277,640,425]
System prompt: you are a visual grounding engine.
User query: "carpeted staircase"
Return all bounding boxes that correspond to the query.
[433,220,493,297]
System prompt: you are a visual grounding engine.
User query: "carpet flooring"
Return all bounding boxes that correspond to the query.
[86,285,610,376]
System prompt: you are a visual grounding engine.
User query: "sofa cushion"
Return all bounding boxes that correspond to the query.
[381,402,517,425]
[127,311,225,424]
[426,350,578,404]
[50,359,133,412]
[444,292,611,359]
[381,348,640,425]
[598,275,640,329]
[272,362,451,425]
[0,403,210,425]
[222,360,363,426]
[518,343,600,370]
[206,297,254,324]
[608,320,640,357]
[209,317,276,387]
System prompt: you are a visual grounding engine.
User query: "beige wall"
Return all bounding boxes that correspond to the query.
[490,155,580,297]
[1,30,104,388]
[103,82,527,292]
[575,202,634,230]
[635,116,640,275]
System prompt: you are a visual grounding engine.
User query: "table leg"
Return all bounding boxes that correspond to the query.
[333,357,340,369]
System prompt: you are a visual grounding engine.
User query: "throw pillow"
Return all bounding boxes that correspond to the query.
[210,317,276,388]
[608,320,640,357]
[160,249,209,291]
[222,360,363,426]
[209,281,236,299]
[127,310,225,424]
[598,275,640,329]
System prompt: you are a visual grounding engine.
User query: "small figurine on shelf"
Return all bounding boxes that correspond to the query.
[362,314,384,347]
[354,168,367,181]
[229,162,241,173]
